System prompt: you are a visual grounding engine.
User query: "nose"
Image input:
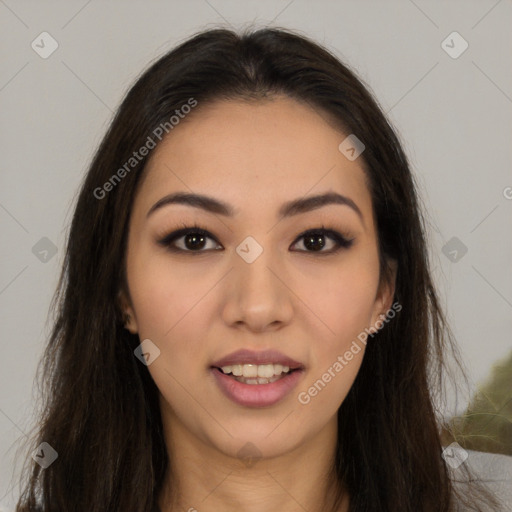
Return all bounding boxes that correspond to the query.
[221,243,294,333]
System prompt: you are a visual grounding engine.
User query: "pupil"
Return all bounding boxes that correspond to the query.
[185,233,206,250]
[304,234,325,251]
[183,233,326,251]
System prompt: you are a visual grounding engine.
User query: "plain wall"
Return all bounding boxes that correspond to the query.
[1,1,511,508]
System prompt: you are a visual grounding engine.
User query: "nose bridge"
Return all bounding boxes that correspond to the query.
[222,233,293,330]
[235,233,281,297]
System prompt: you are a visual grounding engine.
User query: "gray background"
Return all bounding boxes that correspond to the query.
[1,0,511,508]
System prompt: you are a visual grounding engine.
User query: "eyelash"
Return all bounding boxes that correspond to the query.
[157,222,355,255]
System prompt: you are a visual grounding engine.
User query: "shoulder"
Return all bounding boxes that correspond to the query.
[452,449,512,512]
[468,450,512,505]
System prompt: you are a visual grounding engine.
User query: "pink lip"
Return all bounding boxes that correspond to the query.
[211,349,304,369]
[211,367,304,408]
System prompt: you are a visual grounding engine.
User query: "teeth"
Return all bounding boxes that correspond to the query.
[232,364,243,376]
[257,364,273,378]
[234,374,284,385]
[220,363,292,378]
[244,364,258,378]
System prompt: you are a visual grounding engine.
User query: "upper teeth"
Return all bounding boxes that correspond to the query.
[220,363,290,378]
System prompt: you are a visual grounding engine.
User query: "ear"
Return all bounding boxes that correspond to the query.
[370,259,398,326]
[118,289,139,334]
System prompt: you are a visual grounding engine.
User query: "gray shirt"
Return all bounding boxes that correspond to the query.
[451,450,512,511]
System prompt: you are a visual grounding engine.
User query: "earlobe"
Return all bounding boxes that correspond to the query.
[118,290,139,334]
[372,259,398,325]
[123,311,138,334]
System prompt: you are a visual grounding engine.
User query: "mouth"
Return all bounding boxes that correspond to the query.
[212,363,301,385]
[209,349,305,407]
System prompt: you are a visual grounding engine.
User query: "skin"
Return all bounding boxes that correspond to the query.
[120,96,396,512]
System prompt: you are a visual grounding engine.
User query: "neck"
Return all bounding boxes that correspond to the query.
[157,402,348,512]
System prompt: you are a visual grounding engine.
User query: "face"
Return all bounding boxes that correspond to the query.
[120,96,395,461]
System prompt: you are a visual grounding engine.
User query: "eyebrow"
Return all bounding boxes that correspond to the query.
[146,191,364,223]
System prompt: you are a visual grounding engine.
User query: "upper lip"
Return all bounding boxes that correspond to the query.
[211,349,304,370]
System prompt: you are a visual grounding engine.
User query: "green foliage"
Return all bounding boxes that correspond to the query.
[443,350,512,455]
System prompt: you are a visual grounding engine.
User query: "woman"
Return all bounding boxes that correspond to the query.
[15,27,501,511]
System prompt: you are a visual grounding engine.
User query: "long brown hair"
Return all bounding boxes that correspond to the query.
[14,27,497,511]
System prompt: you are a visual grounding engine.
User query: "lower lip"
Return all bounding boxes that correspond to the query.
[211,367,304,408]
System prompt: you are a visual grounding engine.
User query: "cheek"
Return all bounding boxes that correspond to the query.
[330,275,377,344]
[127,247,215,341]
[127,253,213,403]
[298,255,380,349]
[295,272,374,413]
[126,247,225,399]
[294,252,379,406]
[127,234,380,411]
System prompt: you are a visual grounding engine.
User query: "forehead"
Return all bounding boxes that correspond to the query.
[135,96,374,226]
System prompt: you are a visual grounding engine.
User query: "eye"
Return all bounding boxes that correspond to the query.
[157,224,354,254]
[290,226,354,254]
[157,224,222,253]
